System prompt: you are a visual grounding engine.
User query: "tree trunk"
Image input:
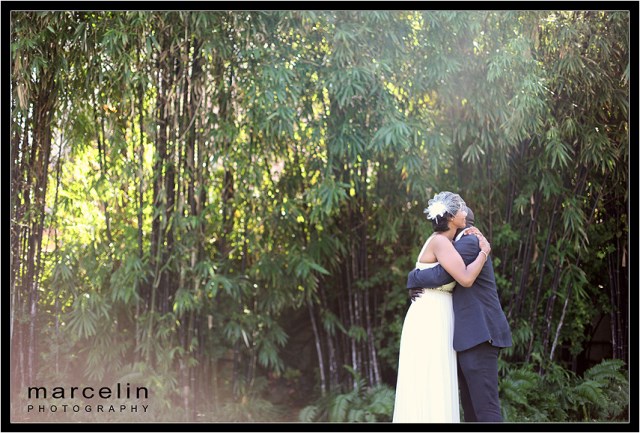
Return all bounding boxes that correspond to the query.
[26,68,57,385]
[550,285,572,362]
[318,286,339,391]
[526,195,560,362]
[514,190,541,316]
[307,299,327,396]
[541,256,563,363]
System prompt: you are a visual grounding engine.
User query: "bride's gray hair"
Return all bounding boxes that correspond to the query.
[423,191,467,225]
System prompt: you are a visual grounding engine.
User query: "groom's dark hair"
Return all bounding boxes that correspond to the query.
[465,207,475,227]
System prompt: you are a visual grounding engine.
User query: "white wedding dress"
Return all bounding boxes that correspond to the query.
[392,235,460,423]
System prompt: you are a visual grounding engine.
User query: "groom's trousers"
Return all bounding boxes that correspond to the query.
[457,341,503,422]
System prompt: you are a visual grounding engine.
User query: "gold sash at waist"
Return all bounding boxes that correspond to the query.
[418,281,456,293]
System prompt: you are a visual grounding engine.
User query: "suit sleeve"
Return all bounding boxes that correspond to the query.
[454,234,480,265]
[406,234,481,288]
[406,264,454,289]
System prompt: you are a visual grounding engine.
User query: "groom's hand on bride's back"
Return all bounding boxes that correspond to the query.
[409,288,423,301]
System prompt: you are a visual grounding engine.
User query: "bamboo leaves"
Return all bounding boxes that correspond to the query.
[10,10,629,422]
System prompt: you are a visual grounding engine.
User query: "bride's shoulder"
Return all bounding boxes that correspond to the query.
[430,233,448,244]
[430,233,454,250]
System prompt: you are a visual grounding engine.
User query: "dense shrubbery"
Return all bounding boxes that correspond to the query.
[10,10,628,422]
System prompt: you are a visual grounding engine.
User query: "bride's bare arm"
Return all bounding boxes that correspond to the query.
[431,235,490,287]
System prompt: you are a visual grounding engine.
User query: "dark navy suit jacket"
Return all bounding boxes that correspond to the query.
[406,232,512,352]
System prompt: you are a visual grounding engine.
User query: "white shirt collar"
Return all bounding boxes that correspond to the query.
[455,227,470,242]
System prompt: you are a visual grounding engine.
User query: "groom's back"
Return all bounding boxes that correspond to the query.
[452,234,512,352]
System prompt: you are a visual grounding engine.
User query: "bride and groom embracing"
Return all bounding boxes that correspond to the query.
[392,191,513,423]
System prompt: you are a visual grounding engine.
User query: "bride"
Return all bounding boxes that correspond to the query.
[392,191,490,423]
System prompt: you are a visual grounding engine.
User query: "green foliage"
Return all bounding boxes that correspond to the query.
[373,257,414,371]
[577,359,629,420]
[214,377,284,422]
[299,367,395,422]
[500,359,629,422]
[11,10,628,422]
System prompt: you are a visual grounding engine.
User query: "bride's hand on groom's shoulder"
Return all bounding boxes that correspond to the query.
[464,227,482,237]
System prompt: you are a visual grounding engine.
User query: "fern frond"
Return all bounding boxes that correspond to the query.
[298,405,318,422]
[574,379,604,403]
[584,359,627,384]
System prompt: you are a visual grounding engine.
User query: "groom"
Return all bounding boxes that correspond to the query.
[406,208,512,422]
